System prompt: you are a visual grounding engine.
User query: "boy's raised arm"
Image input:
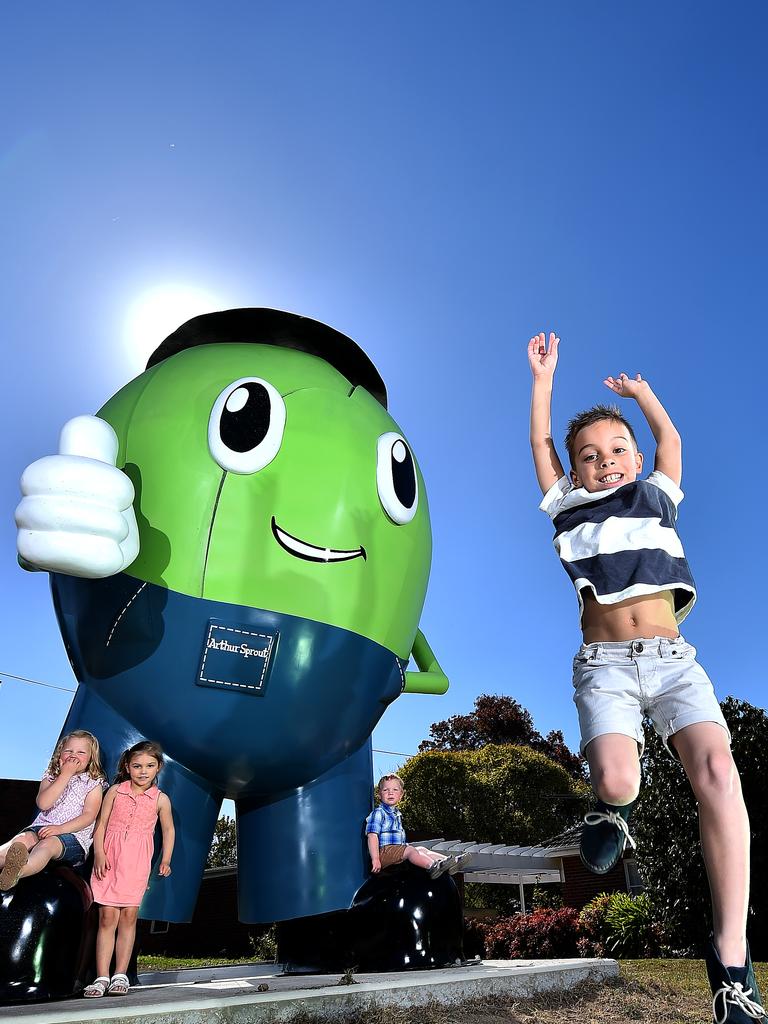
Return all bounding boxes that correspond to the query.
[528,332,566,494]
[604,373,682,486]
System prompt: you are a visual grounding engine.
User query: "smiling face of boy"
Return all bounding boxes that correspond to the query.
[570,418,644,492]
[379,779,404,806]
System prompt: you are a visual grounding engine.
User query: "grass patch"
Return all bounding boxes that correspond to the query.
[138,954,265,971]
[621,958,768,997]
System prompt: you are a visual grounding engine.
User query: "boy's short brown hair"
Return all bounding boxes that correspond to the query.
[565,404,639,468]
[377,773,404,795]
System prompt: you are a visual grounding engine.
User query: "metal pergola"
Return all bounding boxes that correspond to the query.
[418,838,563,914]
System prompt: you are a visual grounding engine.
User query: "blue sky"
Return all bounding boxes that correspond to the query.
[1,2,766,795]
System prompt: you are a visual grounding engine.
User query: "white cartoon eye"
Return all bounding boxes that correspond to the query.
[208,377,286,474]
[376,432,418,524]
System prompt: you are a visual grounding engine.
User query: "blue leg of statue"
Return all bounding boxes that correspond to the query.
[62,685,223,923]
[236,738,373,923]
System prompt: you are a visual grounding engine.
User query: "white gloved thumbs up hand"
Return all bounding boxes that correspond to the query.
[15,415,140,578]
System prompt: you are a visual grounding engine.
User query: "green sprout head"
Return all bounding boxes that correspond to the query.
[98,309,432,659]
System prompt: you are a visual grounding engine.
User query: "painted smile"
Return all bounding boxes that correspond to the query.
[271,517,367,564]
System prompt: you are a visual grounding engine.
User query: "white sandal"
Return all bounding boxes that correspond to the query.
[83,976,110,998]
[107,973,130,996]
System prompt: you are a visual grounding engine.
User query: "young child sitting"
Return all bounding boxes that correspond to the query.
[365,775,470,879]
[528,331,764,1024]
[0,730,107,889]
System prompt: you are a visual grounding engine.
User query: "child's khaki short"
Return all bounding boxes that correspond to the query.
[379,845,407,868]
[572,635,730,758]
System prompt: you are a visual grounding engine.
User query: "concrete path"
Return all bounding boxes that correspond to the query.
[2,959,618,1023]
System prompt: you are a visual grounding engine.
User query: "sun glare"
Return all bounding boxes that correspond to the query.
[124,284,225,368]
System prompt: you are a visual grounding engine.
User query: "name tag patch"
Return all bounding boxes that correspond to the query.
[197,620,277,695]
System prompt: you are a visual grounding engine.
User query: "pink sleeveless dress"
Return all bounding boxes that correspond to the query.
[91,781,160,907]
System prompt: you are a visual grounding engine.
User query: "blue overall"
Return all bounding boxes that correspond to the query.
[51,571,406,923]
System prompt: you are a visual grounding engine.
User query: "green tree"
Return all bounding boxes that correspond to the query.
[206,814,238,868]
[399,744,588,847]
[418,693,586,780]
[633,698,768,957]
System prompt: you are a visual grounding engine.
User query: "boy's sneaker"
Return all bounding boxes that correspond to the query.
[706,937,767,1023]
[427,857,453,879]
[447,853,472,875]
[579,799,637,875]
[0,842,29,890]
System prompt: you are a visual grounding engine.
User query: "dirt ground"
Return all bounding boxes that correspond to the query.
[291,961,768,1024]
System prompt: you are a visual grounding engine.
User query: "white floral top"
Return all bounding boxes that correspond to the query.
[31,772,108,852]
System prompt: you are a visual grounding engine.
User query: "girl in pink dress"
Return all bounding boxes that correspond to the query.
[85,740,175,998]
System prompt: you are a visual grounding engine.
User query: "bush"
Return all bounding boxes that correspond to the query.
[531,885,564,911]
[603,892,661,958]
[578,892,661,959]
[249,924,277,962]
[482,907,582,959]
[400,744,589,847]
[577,892,613,957]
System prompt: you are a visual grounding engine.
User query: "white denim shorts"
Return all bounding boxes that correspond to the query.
[572,635,730,758]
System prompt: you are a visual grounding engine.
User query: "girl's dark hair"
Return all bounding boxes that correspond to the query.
[115,740,165,784]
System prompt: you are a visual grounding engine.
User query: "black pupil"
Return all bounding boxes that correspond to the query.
[391,442,416,508]
[220,382,271,453]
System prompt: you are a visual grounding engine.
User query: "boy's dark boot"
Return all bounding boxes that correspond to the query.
[579,799,637,875]
[706,937,767,1023]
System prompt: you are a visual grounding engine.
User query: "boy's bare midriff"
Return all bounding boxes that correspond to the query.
[581,589,679,644]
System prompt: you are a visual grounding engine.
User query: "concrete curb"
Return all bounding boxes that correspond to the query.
[3,959,619,1023]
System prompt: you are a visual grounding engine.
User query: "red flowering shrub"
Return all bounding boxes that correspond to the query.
[482,907,581,959]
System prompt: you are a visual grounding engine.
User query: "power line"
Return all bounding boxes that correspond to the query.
[0,677,423,757]
[0,671,76,694]
[0,678,582,794]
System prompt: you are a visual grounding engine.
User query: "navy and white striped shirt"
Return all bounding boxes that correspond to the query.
[539,470,696,624]
[365,804,406,847]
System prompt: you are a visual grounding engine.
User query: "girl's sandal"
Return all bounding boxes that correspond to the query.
[107,973,130,996]
[83,977,110,998]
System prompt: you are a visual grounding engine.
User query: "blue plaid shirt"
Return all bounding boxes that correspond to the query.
[364,804,406,847]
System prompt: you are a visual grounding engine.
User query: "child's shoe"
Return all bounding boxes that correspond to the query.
[579,799,636,875]
[427,857,453,879]
[447,853,472,875]
[706,937,767,1023]
[0,842,29,890]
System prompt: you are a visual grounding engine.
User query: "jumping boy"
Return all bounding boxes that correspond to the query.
[528,331,764,1024]
[365,775,470,879]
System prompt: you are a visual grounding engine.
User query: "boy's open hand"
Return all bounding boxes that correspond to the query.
[604,373,649,399]
[527,332,559,379]
[371,857,381,873]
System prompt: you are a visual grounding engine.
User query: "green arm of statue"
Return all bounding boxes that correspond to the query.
[403,629,449,695]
